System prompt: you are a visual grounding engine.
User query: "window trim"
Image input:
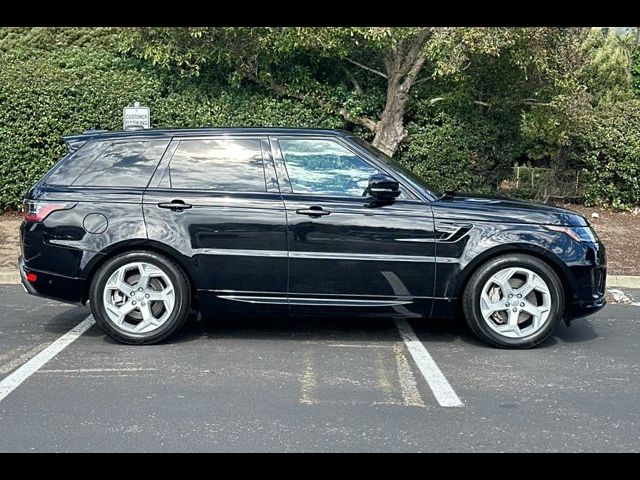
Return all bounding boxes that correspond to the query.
[270,136,421,201]
[152,135,271,194]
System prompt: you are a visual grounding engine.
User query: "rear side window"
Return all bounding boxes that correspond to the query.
[71,140,169,187]
[164,138,266,192]
[44,141,108,186]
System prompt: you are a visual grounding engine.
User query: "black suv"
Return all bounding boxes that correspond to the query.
[19,128,606,348]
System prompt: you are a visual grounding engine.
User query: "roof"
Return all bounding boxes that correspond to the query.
[63,127,353,147]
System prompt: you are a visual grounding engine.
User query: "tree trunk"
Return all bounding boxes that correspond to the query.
[371,30,431,157]
[372,76,410,156]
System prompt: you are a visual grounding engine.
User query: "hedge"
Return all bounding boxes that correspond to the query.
[1,37,640,210]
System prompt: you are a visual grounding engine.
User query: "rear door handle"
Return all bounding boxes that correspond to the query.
[158,200,192,211]
[296,206,330,218]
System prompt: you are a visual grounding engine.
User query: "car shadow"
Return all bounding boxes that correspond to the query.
[41,305,602,349]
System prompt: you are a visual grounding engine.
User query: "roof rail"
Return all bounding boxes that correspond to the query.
[83,129,109,135]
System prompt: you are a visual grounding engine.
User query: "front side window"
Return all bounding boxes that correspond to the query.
[166,138,266,192]
[279,138,379,197]
[72,139,169,187]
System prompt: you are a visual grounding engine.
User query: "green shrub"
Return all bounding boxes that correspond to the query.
[396,108,520,195]
[580,100,640,209]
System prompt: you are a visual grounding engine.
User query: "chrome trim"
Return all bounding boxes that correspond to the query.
[217,295,289,304]
[191,248,439,262]
[289,251,436,262]
[198,248,288,258]
[217,294,412,307]
[289,298,411,307]
[394,238,435,243]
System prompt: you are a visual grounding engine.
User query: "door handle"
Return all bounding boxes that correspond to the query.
[158,200,192,211]
[296,206,330,218]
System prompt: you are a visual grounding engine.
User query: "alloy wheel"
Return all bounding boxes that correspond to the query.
[479,267,552,339]
[102,262,175,334]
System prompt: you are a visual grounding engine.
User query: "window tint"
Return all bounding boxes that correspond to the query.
[71,140,169,187]
[279,139,379,197]
[45,141,108,186]
[167,138,266,192]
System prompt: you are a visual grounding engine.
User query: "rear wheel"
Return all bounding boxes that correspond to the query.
[462,254,564,349]
[89,251,190,345]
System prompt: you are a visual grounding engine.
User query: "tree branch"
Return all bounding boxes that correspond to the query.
[242,69,377,132]
[341,62,363,95]
[344,57,387,79]
[399,28,432,77]
[413,76,431,86]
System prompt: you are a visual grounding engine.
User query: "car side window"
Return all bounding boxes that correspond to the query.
[46,140,169,188]
[164,138,266,192]
[279,138,379,197]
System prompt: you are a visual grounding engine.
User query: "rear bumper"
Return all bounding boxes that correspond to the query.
[19,255,86,305]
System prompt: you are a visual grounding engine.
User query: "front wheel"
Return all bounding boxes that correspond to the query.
[462,254,564,349]
[89,251,191,345]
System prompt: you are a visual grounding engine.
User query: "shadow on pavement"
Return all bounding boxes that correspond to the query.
[40,304,601,349]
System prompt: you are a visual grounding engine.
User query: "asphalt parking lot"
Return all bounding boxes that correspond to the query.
[0,284,639,452]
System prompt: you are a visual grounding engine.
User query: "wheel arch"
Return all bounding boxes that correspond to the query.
[81,239,197,305]
[453,243,574,309]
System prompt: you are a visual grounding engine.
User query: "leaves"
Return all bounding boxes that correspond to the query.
[1,27,639,210]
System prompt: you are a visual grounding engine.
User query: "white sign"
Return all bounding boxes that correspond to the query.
[123,103,150,130]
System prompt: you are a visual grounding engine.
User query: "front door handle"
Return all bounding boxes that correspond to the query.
[158,200,192,212]
[296,206,330,218]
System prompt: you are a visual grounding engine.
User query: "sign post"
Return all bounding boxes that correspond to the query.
[123,101,150,130]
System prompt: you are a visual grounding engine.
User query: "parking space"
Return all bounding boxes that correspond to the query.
[0,284,639,452]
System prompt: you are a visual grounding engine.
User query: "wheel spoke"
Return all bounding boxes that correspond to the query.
[518,271,549,298]
[104,300,137,326]
[136,263,151,290]
[133,304,159,332]
[491,268,517,296]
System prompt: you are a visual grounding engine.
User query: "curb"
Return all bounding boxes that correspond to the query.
[607,275,640,289]
[1,269,640,288]
[0,271,20,284]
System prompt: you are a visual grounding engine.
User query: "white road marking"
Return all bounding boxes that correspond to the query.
[0,315,95,403]
[394,318,464,408]
[39,368,157,373]
[328,343,393,349]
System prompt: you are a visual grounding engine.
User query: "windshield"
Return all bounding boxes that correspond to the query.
[349,136,442,199]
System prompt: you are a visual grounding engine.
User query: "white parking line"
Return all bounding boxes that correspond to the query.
[394,318,464,408]
[0,315,95,403]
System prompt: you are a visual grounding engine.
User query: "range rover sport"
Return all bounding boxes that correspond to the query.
[19,128,607,348]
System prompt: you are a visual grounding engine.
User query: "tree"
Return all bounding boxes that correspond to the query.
[122,27,562,156]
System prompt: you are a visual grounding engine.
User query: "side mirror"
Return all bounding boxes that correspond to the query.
[363,173,401,201]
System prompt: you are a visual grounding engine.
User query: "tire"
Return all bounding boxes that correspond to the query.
[462,253,564,349]
[89,251,191,345]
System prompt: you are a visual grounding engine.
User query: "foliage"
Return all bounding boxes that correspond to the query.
[1,27,639,210]
[579,100,640,208]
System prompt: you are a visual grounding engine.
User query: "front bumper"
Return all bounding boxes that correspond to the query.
[569,295,607,321]
[566,241,607,322]
[19,255,86,305]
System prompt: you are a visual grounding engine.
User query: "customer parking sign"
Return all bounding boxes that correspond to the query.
[123,102,150,130]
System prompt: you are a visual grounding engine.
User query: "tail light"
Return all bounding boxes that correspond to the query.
[23,201,76,223]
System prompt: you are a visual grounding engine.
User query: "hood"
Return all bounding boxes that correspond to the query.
[431,194,588,226]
